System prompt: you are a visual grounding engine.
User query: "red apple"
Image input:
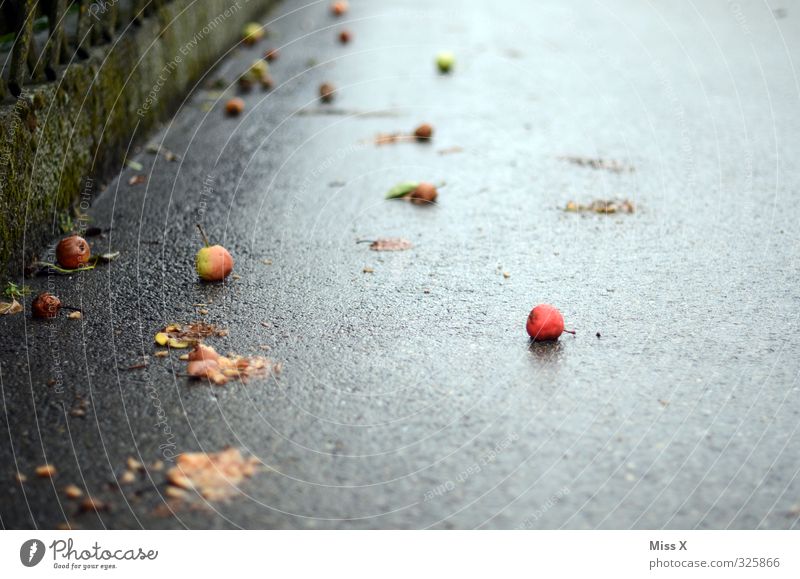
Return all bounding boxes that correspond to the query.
[526,304,575,341]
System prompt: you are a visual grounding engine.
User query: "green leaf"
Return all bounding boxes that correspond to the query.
[126,160,144,171]
[385,181,418,199]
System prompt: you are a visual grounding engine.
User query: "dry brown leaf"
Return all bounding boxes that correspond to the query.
[0,299,23,315]
[368,238,413,251]
[128,175,146,186]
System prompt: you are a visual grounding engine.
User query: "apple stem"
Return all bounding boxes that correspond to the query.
[196,224,210,248]
[564,329,576,335]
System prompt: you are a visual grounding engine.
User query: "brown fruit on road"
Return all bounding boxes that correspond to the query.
[225,97,245,116]
[410,182,438,205]
[32,292,61,319]
[319,82,336,103]
[331,1,348,16]
[413,123,433,141]
[56,235,90,269]
[339,29,352,44]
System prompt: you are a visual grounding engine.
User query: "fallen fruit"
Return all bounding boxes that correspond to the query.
[436,51,455,73]
[319,82,336,103]
[331,1,348,16]
[242,22,264,45]
[264,48,279,61]
[526,304,575,342]
[195,225,234,282]
[31,292,61,319]
[339,29,352,43]
[56,235,91,269]
[413,123,433,141]
[225,97,245,116]
[409,182,438,205]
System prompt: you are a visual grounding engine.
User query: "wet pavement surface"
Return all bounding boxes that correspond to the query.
[1,0,799,529]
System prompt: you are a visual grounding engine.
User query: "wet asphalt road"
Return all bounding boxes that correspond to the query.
[1,0,800,529]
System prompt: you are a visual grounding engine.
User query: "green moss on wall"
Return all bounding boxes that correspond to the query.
[0,0,274,275]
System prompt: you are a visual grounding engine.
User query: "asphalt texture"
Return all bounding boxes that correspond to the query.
[1,0,800,530]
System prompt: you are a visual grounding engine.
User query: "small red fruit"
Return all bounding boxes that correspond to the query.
[56,235,90,269]
[338,29,352,44]
[319,82,336,103]
[413,123,433,141]
[195,225,234,282]
[331,1,348,16]
[225,97,245,116]
[32,292,61,319]
[526,304,575,341]
[409,182,438,205]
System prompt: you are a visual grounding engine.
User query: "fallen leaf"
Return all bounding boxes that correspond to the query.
[363,266,374,273]
[67,311,82,320]
[385,181,419,199]
[0,299,23,315]
[128,175,146,186]
[98,251,120,262]
[125,160,144,171]
[368,238,413,251]
[437,146,464,155]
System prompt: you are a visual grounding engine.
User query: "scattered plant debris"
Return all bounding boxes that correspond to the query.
[559,155,633,173]
[128,175,146,186]
[339,29,352,43]
[362,238,413,251]
[264,48,279,61]
[35,464,57,478]
[166,448,261,501]
[184,344,278,386]
[563,199,635,214]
